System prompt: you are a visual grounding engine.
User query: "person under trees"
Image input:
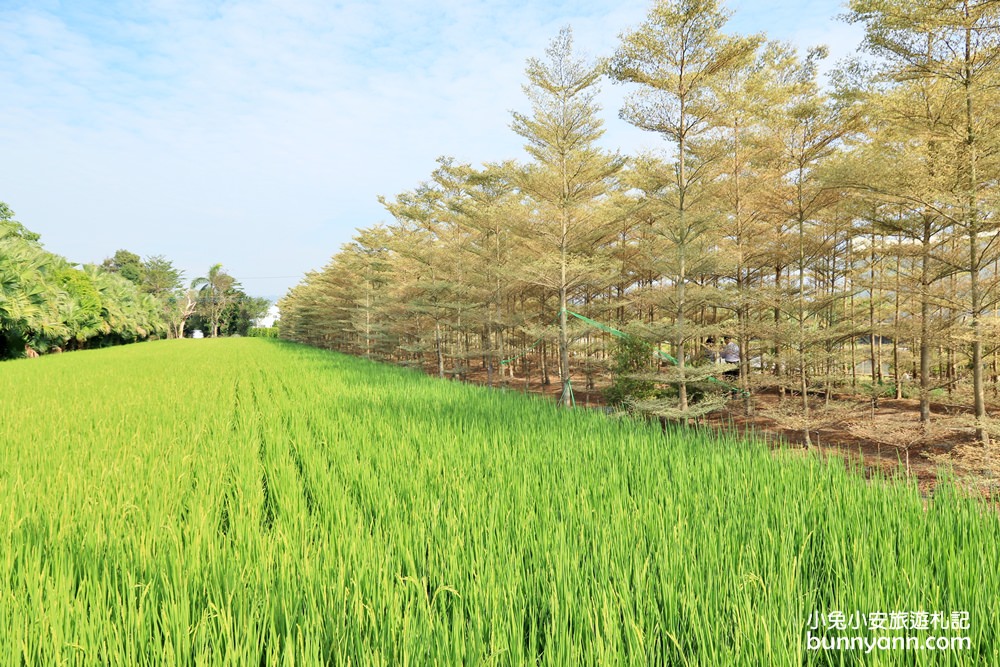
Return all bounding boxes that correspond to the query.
[721,337,740,377]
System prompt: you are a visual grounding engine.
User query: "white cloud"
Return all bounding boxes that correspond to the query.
[0,0,858,298]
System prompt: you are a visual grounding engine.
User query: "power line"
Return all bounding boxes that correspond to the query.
[232,276,301,280]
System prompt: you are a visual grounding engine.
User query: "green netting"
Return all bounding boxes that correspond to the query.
[564,310,678,364]
[499,309,748,399]
[498,334,546,366]
[565,310,747,397]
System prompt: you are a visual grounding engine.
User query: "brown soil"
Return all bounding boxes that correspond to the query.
[702,393,966,495]
[452,367,997,498]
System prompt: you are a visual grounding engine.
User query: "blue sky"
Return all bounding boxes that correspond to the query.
[0,0,862,300]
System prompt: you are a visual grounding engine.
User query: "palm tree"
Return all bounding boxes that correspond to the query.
[0,240,58,354]
[191,263,236,337]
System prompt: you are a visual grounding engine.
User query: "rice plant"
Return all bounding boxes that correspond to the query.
[0,338,996,665]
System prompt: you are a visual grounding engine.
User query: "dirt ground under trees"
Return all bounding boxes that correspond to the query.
[454,367,999,500]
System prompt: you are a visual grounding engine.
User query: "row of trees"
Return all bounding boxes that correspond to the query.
[101,251,270,339]
[280,0,1000,446]
[0,207,165,357]
[0,206,269,358]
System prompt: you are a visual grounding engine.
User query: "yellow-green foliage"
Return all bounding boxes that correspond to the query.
[0,339,997,665]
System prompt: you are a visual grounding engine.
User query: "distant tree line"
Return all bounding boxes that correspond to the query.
[280,0,1000,447]
[0,207,269,359]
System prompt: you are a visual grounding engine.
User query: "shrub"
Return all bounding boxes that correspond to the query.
[248,326,278,338]
[604,334,657,408]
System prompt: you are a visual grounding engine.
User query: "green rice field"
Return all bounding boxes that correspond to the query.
[0,338,997,665]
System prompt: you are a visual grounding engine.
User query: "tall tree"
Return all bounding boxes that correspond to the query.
[192,263,237,338]
[512,26,625,407]
[768,48,853,446]
[835,73,961,427]
[848,0,1000,443]
[102,249,144,285]
[609,0,761,420]
[167,288,198,340]
[434,161,520,386]
[689,40,800,413]
[0,202,40,242]
[219,292,271,337]
[141,255,182,298]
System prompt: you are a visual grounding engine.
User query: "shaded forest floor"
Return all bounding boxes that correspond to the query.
[455,367,999,499]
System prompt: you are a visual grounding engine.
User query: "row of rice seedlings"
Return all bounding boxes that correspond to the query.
[0,337,997,665]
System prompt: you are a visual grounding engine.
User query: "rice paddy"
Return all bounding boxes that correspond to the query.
[0,338,997,665]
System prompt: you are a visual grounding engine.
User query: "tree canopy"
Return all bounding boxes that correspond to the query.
[280,0,1000,458]
[0,207,268,358]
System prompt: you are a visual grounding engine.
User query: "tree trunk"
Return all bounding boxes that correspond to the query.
[919,227,932,426]
[558,285,572,407]
[797,184,810,447]
[964,14,988,445]
[869,238,879,410]
[435,322,445,379]
[541,338,550,386]
[774,265,785,402]
[893,238,902,400]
